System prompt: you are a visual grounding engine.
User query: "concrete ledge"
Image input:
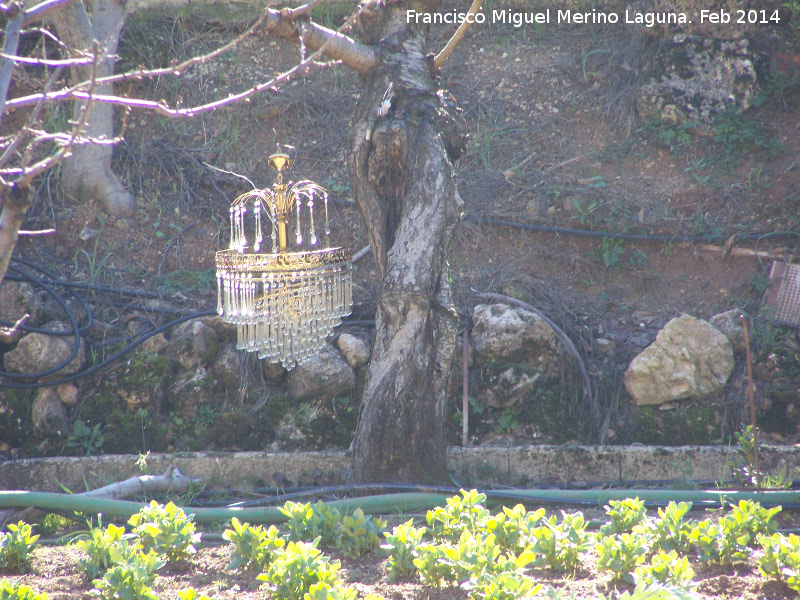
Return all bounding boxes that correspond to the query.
[1,445,798,493]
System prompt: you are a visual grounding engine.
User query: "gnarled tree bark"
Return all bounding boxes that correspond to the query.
[263,0,467,483]
[52,0,134,217]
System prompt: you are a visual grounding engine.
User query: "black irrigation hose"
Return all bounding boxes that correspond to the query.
[0,307,217,388]
[462,214,800,243]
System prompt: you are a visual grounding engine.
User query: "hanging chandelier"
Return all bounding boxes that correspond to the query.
[215,151,353,369]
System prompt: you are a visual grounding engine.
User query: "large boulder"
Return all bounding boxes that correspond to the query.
[624,315,734,405]
[471,303,562,367]
[288,345,356,401]
[167,319,219,370]
[3,320,84,378]
[636,35,758,126]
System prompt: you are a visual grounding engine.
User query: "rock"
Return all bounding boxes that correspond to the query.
[32,387,70,435]
[709,309,748,353]
[471,303,563,367]
[288,345,356,401]
[4,320,85,378]
[167,319,219,370]
[595,338,617,354]
[56,383,79,408]
[169,366,213,420]
[336,333,370,368]
[212,344,240,388]
[636,36,757,126]
[262,361,286,381]
[41,295,87,328]
[624,315,734,405]
[142,332,169,354]
[0,282,45,336]
[200,315,237,342]
[484,368,540,408]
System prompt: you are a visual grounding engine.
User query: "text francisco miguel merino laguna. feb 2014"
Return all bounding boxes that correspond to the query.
[405,7,782,28]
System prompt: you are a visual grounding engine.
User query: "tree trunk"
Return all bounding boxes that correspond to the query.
[53,0,134,218]
[348,7,466,483]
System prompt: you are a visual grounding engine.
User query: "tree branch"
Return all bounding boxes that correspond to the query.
[263,7,378,75]
[0,3,24,129]
[434,0,482,69]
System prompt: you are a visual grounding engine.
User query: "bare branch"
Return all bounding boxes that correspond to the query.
[22,0,81,25]
[0,4,24,128]
[434,0,482,69]
[263,7,378,75]
[0,53,94,66]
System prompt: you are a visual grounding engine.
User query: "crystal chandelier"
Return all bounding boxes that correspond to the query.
[215,151,353,369]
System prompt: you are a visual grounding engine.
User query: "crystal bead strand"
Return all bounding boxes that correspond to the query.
[254,197,263,252]
[308,192,317,245]
[295,196,303,246]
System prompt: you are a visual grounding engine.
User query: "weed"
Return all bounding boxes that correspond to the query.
[594,237,624,269]
[67,421,105,456]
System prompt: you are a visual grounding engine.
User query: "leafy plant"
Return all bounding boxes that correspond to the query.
[485,505,545,554]
[463,571,543,600]
[75,519,130,579]
[758,532,800,592]
[646,502,693,555]
[529,512,590,572]
[66,420,105,456]
[280,501,342,546]
[128,501,200,562]
[0,521,39,573]
[413,542,453,588]
[381,519,426,580]
[177,589,214,600]
[0,580,48,600]
[595,533,649,583]
[335,508,386,558]
[256,538,343,600]
[634,550,695,589]
[601,498,647,535]
[222,517,284,571]
[604,582,700,600]
[90,548,165,600]
[686,520,723,563]
[303,582,358,600]
[426,489,490,542]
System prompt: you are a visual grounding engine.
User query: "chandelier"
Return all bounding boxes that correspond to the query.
[215,151,353,369]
